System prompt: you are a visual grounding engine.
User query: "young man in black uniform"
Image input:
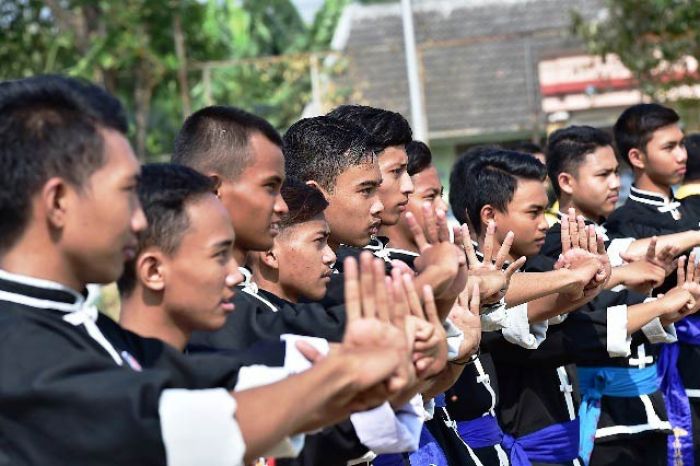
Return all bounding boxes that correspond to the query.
[607,104,700,465]
[543,125,699,466]
[0,75,412,465]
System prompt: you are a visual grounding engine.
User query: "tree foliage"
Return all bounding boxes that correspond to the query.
[0,0,349,159]
[573,0,700,98]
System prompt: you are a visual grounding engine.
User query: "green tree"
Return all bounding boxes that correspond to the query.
[573,0,700,97]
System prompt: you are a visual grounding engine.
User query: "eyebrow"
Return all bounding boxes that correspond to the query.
[357,179,381,189]
[211,239,234,250]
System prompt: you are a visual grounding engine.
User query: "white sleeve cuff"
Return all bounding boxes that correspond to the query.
[233,366,305,458]
[159,388,245,466]
[280,334,330,374]
[641,315,678,344]
[502,303,548,349]
[444,318,465,360]
[481,303,509,332]
[422,397,435,421]
[349,398,423,453]
[548,314,568,325]
[607,238,635,267]
[606,304,632,357]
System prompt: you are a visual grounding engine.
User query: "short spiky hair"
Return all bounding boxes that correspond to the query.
[546,125,613,197]
[0,75,128,252]
[283,116,376,192]
[117,163,216,296]
[449,147,546,234]
[613,103,680,166]
[172,105,282,180]
[327,104,412,152]
[406,140,432,176]
[278,178,329,231]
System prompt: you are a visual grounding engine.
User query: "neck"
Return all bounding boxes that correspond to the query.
[383,224,419,253]
[251,263,298,303]
[0,228,83,291]
[635,173,671,198]
[119,288,189,351]
[233,244,248,268]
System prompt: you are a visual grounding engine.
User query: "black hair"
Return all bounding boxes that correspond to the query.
[283,116,376,192]
[172,105,282,180]
[685,133,700,183]
[406,140,433,176]
[613,103,680,166]
[327,105,412,152]
[278,178,329,231]
[508,141,543,156]
[449,147,546,235]
[546,125,613,197]
[117,163,216,296]
[0,75,128,252]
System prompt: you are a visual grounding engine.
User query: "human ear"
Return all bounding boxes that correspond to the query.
[136,249,165,292]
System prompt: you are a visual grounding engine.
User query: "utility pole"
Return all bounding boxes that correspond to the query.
[401,0,428,142]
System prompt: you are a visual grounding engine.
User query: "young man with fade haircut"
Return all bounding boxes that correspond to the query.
[0,75,414,466]
[607,104,700,465]
[542,125,700,466]
[175,106,348,349]
[282,116,465,317]
[452,147,700,466]
[449,147,610,466]
[607,103,698,238]
[542,125,681,289]
[326,104,415,232]
[174,108,431,465]
[249,179,466,466]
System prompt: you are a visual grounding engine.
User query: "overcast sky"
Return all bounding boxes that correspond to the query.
[291,0,326,23]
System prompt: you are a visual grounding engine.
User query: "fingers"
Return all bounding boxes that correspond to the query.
[688,252,697,284]
[577,216,587,250]
[402,272,426,320]
[388,271,408,330]
[569,211,579,249]
[596,233,606,255]
[483,220,495,264]
[405,212,429,252]
[505,256,527,278]
[422,202,439,244]
[422,284,440,325]
[677,255,687,286]
[560,213,571,253]
[469,281,481,316]
[461,224,481,268]
[343,257,361,322]
[436,209,450,243]
[359,252,377,319]
[373,258,390,322]
[494,231,514,270]
[646,237,658,262]
[587,224,597,254]
[296,340,324,364]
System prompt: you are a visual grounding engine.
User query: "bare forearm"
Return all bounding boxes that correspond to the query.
[627,231,700,256]
[233,358,355,462]
[506,270,578,307]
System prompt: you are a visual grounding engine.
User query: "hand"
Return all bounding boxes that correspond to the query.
[459,221,525,304]
[678,253,700,315]
[620,236,681,276]
[394,268,448,379]
[338,253,415,401]
[448,280,481,360]
[560,209,611,290]
[615,259,667,293]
